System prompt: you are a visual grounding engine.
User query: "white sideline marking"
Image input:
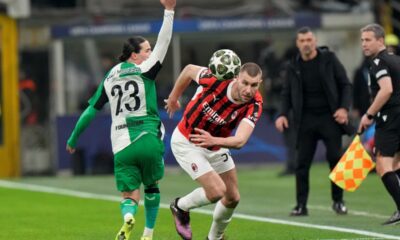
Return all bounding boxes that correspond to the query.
[319,238,389,240]
[309,205,388,219]
[0,180,399,240]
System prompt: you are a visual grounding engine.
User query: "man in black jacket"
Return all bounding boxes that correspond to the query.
[275,26,353,216]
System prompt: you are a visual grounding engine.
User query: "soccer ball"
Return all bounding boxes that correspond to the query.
[208,49,241,80]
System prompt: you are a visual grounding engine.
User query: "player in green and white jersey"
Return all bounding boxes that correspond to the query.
[66,0,176,239]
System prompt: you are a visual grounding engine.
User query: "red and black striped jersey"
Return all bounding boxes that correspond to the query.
[178,68,263,148]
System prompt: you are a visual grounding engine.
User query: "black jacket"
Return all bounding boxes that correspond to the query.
[279,46,353,135]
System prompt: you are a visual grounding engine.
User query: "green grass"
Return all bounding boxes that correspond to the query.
[1,163,400,239]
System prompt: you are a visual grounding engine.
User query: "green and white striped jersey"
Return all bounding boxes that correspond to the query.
[88,10,174,154]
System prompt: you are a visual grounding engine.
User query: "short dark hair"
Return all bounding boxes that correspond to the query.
[240,62,262,78]
[297,26,312,35]
[119,36,147,62]
[361,23,385,39]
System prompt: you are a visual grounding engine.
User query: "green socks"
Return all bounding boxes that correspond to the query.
[120,198,138,219]
[144,187,160,229]
[119,186,160,236]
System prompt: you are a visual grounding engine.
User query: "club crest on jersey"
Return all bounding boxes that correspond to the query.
[374,59,380,65]
[191,163,198,172]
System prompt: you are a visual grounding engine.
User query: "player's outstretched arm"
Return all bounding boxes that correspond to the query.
[189,121,254,149]
[66,105,98,154]
[140,0,175,72]
[165,64,204,118]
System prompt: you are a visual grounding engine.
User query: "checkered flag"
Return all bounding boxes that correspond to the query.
[329,135,375,192]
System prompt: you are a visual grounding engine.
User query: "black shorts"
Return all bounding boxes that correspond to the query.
[375,112,400,157]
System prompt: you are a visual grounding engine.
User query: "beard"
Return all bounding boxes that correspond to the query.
[302,46,312,55]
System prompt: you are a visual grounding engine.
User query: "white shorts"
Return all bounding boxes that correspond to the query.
[171,127,235,180]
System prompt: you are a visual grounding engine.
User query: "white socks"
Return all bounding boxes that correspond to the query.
[208,201,234,240]
[142,227,153,238]
[178,189,235,239]
[177,187,211,211]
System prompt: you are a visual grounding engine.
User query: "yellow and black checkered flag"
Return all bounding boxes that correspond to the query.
[329,135,375,192]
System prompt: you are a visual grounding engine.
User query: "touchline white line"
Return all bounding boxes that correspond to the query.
[0,180,398,240]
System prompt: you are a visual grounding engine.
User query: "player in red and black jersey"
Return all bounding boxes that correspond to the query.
[165,62,263,240]
[178,67,262,150]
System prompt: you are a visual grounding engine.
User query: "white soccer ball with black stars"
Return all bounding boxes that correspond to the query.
[208,49,241,81]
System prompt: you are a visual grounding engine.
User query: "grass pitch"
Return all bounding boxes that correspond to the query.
[1,163,399,239]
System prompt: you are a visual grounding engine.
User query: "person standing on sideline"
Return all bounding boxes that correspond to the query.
[165,61,263,240]
[359,23,400,225]
[352,57,371,120]
[275,26,353,216]
[66,0,176,239]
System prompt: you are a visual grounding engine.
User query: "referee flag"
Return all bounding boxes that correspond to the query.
[329,135,375,192]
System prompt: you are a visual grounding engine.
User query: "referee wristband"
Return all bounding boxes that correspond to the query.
[366,113,374,120]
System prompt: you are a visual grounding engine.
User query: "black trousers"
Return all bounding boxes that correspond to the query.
[296,112,343,206]
[283,112,297,172]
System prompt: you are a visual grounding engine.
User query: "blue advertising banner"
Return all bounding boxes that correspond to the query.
[56,110,286,173]
[51,15,321,38]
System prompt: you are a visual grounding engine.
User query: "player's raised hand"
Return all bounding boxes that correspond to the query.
[164,98,181,118]
[66,144,76,154]
[160,0,176,10]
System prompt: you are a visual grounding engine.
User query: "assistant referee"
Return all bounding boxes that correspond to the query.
[359,23,400,225]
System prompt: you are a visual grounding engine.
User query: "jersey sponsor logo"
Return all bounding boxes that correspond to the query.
[115,120,144,130]
[374,58,380,65]
[202,102,227,125]
[115,124,127,130]
[105,67,141,82]
[375,69,388,79]
[118,67,141,76]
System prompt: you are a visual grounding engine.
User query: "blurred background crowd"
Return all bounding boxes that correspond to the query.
[2,0,399,177]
